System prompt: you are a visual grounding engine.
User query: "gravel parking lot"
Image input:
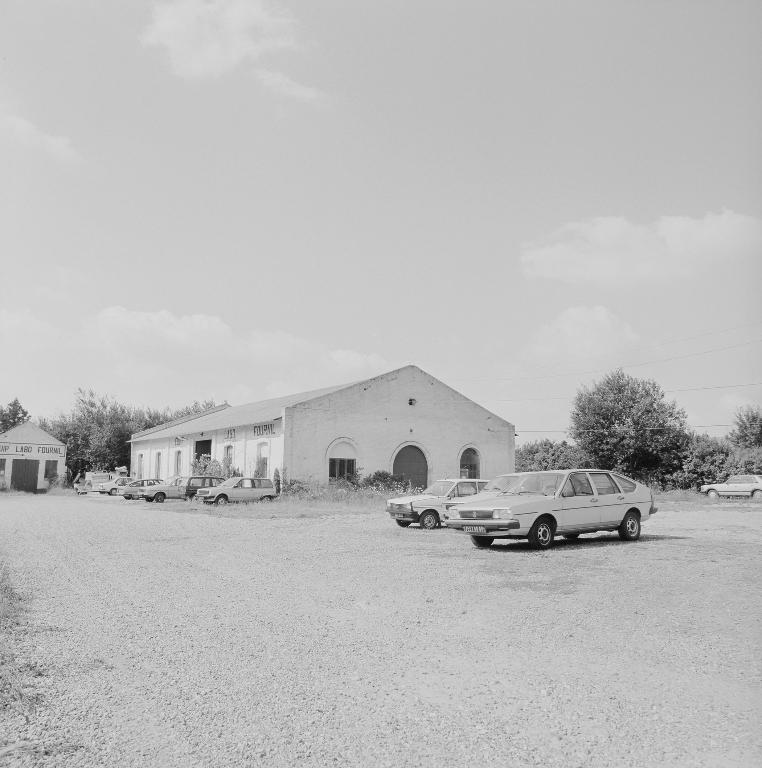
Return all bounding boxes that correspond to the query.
[1,493,761,767]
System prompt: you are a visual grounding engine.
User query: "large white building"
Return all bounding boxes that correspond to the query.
[129,366,514,487]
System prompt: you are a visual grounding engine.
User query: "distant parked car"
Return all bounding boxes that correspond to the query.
[700,475,762,500]
[139,475,225,503]
[195,477,276,505]
[446,469,657,550]
[98,476,133,496]
[120,478,163,500]
[386,478,488,529]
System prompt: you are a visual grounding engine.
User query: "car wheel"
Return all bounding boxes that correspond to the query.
[155,492,165,503]
[618,510,641,541]
[707,489,719,499]
[144,497,153,503]
[215,495,228,506]
[396,520,412,528]
[419,511,439,530]
[471,536,494,548]
[752,490,762,500]
[109,488,117,496]
[528,517,555,550]
[563,533,580,540]
[260,496,273,502]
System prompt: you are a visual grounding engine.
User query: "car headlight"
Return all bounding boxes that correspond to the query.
[492,508,511,519]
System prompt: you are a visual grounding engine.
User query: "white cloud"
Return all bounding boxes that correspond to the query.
[526,305,639,365]
[1,110,80,164]
[521,210,762,285]
[0,307,391,417]
[254,68,323,102]
[141,0,298,79]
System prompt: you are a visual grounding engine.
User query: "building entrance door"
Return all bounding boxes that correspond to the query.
[194,439,212,459]
[393,446,428,490]
[11,460,39,492]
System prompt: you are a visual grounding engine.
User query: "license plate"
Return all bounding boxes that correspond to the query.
[463,525,487,533]
[395,513,405,518]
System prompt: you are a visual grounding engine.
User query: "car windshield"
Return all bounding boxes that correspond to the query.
[219,477,239,487]
[486,472,565,495]
[483,475,521,492]
[422,481,453,496]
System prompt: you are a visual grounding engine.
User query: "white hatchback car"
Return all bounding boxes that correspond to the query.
[700,475,762,500]
[446,469,656,549]
[386,478,488,529]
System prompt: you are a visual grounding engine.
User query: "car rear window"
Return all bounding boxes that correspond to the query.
[589,473,618,495]
[613,474,637,493]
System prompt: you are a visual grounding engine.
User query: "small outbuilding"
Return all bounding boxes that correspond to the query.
[0,422,67,493]
[130,365,515,488]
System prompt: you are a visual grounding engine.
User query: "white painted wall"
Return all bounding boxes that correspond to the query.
[282,366,514,484]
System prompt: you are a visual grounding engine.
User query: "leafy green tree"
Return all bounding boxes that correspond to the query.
[569,370,689,482]
[0,398,30,432]
[728,405,762,448]
[515,439,591,472]
[40,390,216,477]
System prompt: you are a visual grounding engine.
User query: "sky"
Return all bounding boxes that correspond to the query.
[1,0,761,444]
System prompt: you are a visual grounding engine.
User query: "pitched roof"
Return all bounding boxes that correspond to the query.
[130,381,355,443]
[0,422,65,446]
[131,404,231,440]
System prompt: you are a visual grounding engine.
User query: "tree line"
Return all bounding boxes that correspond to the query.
[2,370,760,487]
[515,370,762,487]
[0,390,215,480]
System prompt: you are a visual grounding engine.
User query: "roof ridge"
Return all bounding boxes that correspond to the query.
[131,403,231,439]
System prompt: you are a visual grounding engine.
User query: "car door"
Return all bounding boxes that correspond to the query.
[238,478,255,501]
[454,481,478,507]
[588,472,625,526]
[560,472,600,530]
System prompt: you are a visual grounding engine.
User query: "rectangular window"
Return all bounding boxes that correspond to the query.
[589,473,618,496]
[44,460,58,480]
[0,458,5,478]
[329,458,356,480]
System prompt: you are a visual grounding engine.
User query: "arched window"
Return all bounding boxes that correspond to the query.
[255,442,269,477]
[328,440,357,481]
[459,448,480,479]
[155,452,162,479]
[175,450,182,475]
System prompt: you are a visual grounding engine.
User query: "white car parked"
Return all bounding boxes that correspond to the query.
[446,469,657,549]
[700,474,762,500]
[386,478,488,529]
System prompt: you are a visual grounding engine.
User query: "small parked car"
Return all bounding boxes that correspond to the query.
[138,475,225,503]
[386,478,488,529]
[195,477,276,505]
[98,476,133,496]
[700,474,762,499]
[119,478,163,500]
[446,469,656,550]
[442,473,521,519]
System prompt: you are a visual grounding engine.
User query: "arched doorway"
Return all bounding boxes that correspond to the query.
[393,445,428,490]
[460,447,480,479]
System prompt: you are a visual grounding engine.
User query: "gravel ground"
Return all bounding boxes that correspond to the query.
[0,493,760,768]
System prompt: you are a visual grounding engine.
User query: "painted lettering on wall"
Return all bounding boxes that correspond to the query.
[252,423,275,437]
[225,428,236,439]
[0,443,65,458]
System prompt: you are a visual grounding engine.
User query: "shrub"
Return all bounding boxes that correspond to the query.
[273,468,281,495]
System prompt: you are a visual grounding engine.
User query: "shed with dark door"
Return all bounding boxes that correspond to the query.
[0,422,67,493]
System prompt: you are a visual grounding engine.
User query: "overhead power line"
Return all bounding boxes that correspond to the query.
[490,381,762,403]
[452,338,762,383]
